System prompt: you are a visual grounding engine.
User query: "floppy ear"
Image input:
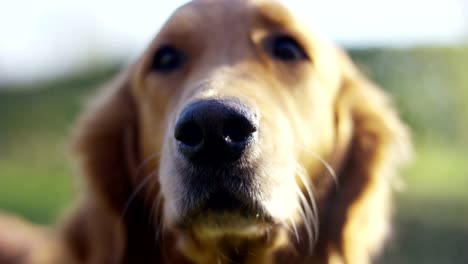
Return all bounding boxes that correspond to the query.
[72,70,140,213]
[322,52,411,263]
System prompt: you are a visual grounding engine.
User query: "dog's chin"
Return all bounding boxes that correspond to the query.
[173,200,276,238]
[172,187,276,238]
[182,212,276,238]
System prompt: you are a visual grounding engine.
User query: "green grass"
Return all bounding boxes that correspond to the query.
[0,65,119,223]
[404,142,468,200]
[378,142,468,264]
[0,143,74,223]
[350,46,468,144]
[0,47,467,262]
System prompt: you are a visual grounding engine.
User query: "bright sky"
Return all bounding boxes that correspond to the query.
[0,0,466,84]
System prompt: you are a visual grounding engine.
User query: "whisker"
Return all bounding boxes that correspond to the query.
[217,248,235,264]
[120,151,161,218]
[278,218,295,239]
[295,145,339,189]
[308,151,339,189]
[134,152,161,181]
[295,196,314,251]
[120,173,154,220]
[296,187,315,241]
[295,164,320,220]
[151,192,164,239]
[294,162,320,253]
[288,216,300,243]
[148,181,162,225]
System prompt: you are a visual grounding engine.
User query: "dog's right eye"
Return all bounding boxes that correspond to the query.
[270,35,308,62]
[151,45,185,73]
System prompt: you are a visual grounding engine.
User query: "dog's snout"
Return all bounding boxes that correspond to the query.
[174,99,258,164]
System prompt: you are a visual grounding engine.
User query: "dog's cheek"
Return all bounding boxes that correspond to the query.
[158,135,183,225]
[263,165,299,221]
[257,127,299,221]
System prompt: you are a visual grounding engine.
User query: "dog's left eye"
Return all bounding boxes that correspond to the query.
[270,36,308,62]
[151,45,185,73]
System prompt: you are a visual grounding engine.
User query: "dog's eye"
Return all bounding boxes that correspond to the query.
[151,45,185,72]
[271,36,308,62]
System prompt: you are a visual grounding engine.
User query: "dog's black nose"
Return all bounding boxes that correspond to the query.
[174,99,258,164]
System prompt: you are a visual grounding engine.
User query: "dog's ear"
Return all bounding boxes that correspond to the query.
[72,70,140,213]
[323,51,412,263]
[69,70,169,264]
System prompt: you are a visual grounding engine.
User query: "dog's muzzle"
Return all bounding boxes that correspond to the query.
[172,99,270,229]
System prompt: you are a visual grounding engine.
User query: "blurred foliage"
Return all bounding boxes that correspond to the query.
[351,46,468,145]
[0,64,120,223]
[0,47,467,263]
[353,47,468,263]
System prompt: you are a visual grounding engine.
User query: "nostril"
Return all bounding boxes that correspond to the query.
[175,121,204,147]
[223,117,257,143]
[175,99,258,164]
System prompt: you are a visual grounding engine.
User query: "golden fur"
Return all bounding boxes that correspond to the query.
[0,0,410,263]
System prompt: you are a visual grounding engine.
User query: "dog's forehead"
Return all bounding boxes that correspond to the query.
[159,0,296,35]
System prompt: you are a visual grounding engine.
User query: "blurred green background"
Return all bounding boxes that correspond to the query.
[0,47,467,263]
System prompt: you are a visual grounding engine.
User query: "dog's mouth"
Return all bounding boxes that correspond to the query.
[172,163,276,233]
[175,186,274,230]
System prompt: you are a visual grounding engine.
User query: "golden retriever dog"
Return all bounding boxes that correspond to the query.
[0,0,411,263]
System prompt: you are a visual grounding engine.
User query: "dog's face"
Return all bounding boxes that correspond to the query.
[131,0,342,240]
[71,0,410,262]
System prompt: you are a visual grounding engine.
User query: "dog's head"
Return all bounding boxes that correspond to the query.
[134,0,344,233]
[74,0,410,262]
